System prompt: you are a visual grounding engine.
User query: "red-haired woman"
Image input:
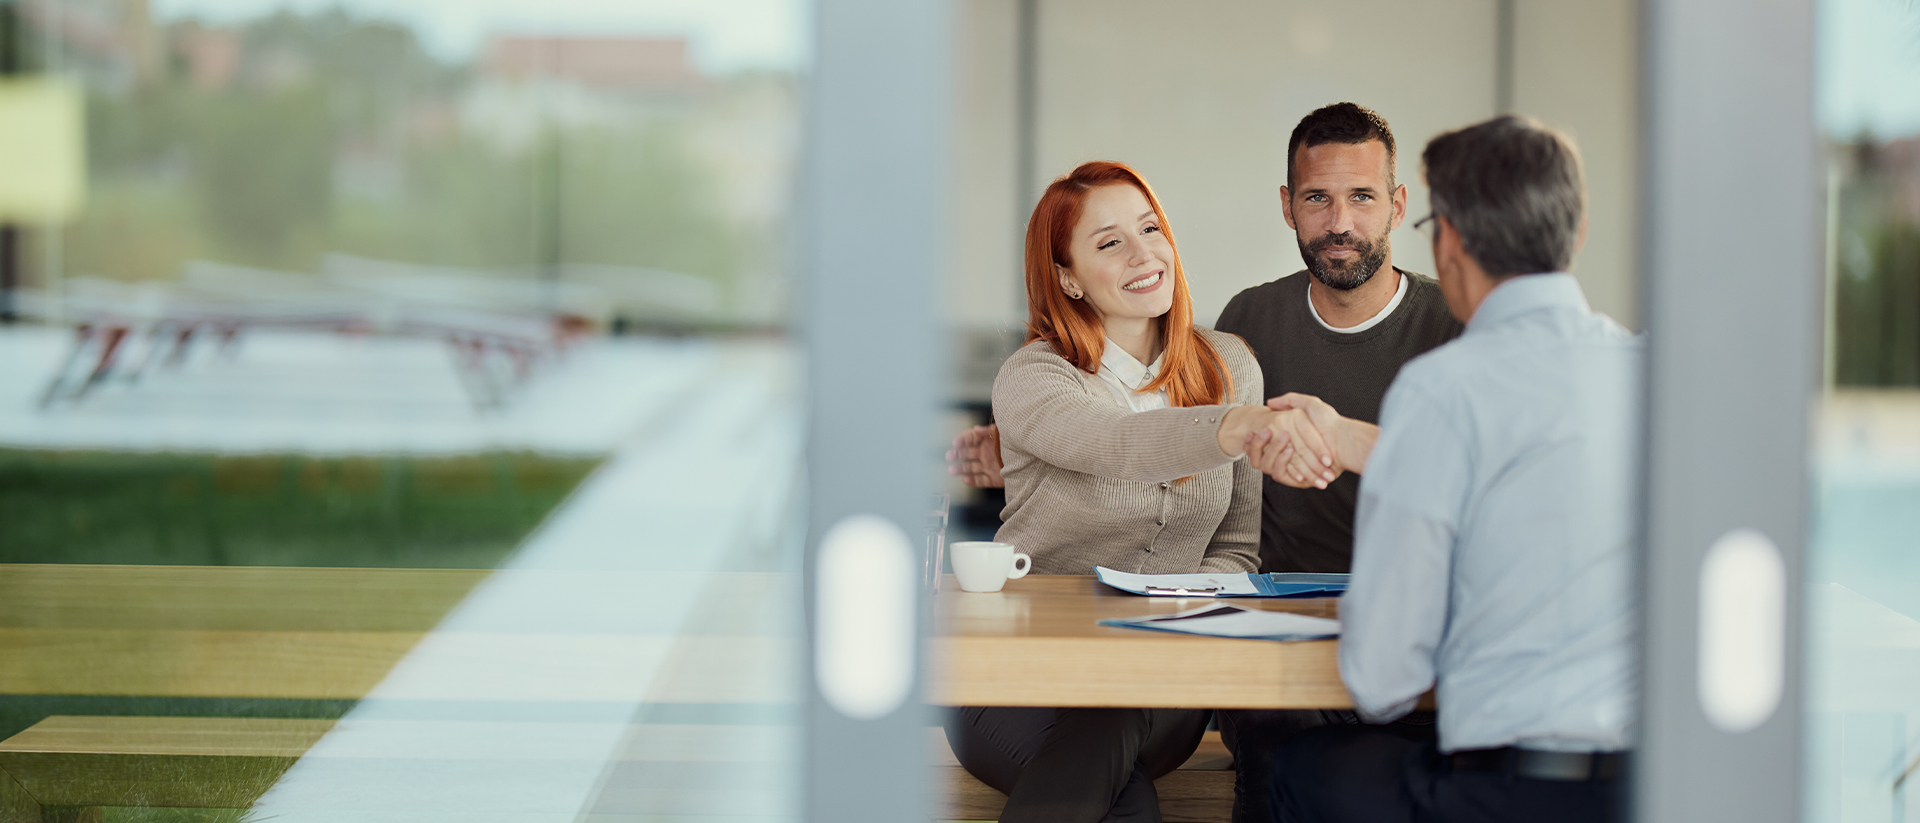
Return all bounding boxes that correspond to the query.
[945,161,1313,823]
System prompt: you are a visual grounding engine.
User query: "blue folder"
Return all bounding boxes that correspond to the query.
[1093,566,1349,598]
[1097,603,1341,641]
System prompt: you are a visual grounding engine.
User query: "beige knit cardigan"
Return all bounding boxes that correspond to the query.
[991,325,1264,575]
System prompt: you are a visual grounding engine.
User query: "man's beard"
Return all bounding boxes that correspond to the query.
[1299,230,1391,291]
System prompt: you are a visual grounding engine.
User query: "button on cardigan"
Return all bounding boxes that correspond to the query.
[991,325,1264,576]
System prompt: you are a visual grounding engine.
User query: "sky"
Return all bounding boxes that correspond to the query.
[148,0,811,75]
[1819,0,1920,140]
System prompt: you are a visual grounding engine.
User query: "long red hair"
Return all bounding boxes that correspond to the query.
[1024,161,1231,407]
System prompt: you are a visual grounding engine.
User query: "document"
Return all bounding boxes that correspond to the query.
[1098,603,1341,641]
[1093,566,1349,598]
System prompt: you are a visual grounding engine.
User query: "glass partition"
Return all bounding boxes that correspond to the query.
[0,1,810,820]
[1808,0,1920,819]
[21,2,1912,821]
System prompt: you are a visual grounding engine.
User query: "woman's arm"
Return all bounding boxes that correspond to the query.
[993,347,1252,483]
[1199,338,1266,573]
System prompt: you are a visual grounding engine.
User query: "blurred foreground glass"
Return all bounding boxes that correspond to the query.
[0,1,809,821]
[1807,0,1920,819]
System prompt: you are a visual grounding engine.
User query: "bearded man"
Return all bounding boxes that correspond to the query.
[1182,103,1463,823]
[1212,102,1463,575]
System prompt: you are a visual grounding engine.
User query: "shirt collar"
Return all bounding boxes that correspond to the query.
[1466,272,1590,333]
[1100,337,1163,390]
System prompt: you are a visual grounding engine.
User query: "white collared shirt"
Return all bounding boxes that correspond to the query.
[1340,273,1643,754]
[1095,338,1169,412]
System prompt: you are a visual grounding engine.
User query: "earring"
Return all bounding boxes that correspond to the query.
[1068,288,1083,299]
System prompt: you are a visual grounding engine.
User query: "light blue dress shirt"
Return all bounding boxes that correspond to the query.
[1339,272,1643,754]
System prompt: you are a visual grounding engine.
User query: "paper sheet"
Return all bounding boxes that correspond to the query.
[1094,567,1266,596]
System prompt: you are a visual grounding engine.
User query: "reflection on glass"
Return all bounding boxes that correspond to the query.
[0,1,805,820]
[1811,0,1920,819]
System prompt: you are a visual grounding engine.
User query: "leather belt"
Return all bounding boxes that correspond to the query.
[1446,747,1624,782]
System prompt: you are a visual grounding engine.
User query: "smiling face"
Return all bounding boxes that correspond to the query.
[1282,139,1408,290]
[1056,183,1176,327]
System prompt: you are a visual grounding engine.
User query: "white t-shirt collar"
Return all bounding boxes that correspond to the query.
[1307,269,1409,334]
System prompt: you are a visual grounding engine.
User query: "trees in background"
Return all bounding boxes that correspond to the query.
[45,8,793,327]
[1834,137,1920,387]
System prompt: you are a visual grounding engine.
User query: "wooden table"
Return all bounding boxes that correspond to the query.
[932,574,1352,709]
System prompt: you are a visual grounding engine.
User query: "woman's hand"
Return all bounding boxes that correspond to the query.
[946,424,1006,488]
[1219,406,1337,485]
[1247,393,1380,487]
[1253,408,1341,488]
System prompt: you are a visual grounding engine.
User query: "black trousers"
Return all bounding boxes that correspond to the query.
[1219,709,1437,823]
[945,706,1210,823]
[1264,725,1622,823]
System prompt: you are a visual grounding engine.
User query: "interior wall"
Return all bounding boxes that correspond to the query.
[1030,0,1497,328]
[948,0,1024,331]
[947,0,1644,376]
[1512,0,1641,328]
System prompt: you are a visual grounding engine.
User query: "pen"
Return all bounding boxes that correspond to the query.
[1144,585,1223,596]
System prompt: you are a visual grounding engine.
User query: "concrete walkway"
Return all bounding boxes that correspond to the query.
[247,341,806,822]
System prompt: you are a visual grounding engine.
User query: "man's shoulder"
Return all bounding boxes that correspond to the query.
[1218,271,1310,327]
[1400,269,1441,291]
[1393,334,1474,385]
[1194,323,1247,350]
[1385,309,1493,402]
[1395,270,1465,327]
[1392,298,1640,400]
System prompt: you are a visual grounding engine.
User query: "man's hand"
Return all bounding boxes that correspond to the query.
[1245,408,1341,489]
[1264,392,1380,480]
[947,424,1006,488]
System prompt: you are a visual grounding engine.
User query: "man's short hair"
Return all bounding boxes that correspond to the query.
[1421,115,1586,278]
[1287,102,1397,189]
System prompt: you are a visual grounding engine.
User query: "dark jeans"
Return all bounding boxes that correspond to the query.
[945,706,1210,823]
[1265,725,1622,823]
[1219,709,1437,823]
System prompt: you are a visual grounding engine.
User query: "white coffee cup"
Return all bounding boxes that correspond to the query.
[950,541,1032,593]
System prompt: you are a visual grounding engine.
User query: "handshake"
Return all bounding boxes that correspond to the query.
[948,392,1375,490]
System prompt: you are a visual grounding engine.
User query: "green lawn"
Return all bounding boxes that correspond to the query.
[0,449,602,568]
[0,448,606,803]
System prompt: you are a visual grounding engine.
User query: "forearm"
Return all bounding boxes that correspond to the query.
[1214,405,1272,458]
[1340,493,1452,723]
[1002,400,1243,483]
[994,352,1243,483]
[1336,419,1380,476]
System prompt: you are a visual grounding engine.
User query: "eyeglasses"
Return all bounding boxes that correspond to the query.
[1413,213,1437,241]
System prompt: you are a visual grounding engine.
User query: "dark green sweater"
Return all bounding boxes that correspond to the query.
[1213,269,1464,573]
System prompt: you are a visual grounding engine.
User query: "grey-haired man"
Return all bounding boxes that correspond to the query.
[1262,115,1640,823]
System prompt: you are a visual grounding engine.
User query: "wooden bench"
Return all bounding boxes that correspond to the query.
[0,718,1236,823]
[933,728,1235,823]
